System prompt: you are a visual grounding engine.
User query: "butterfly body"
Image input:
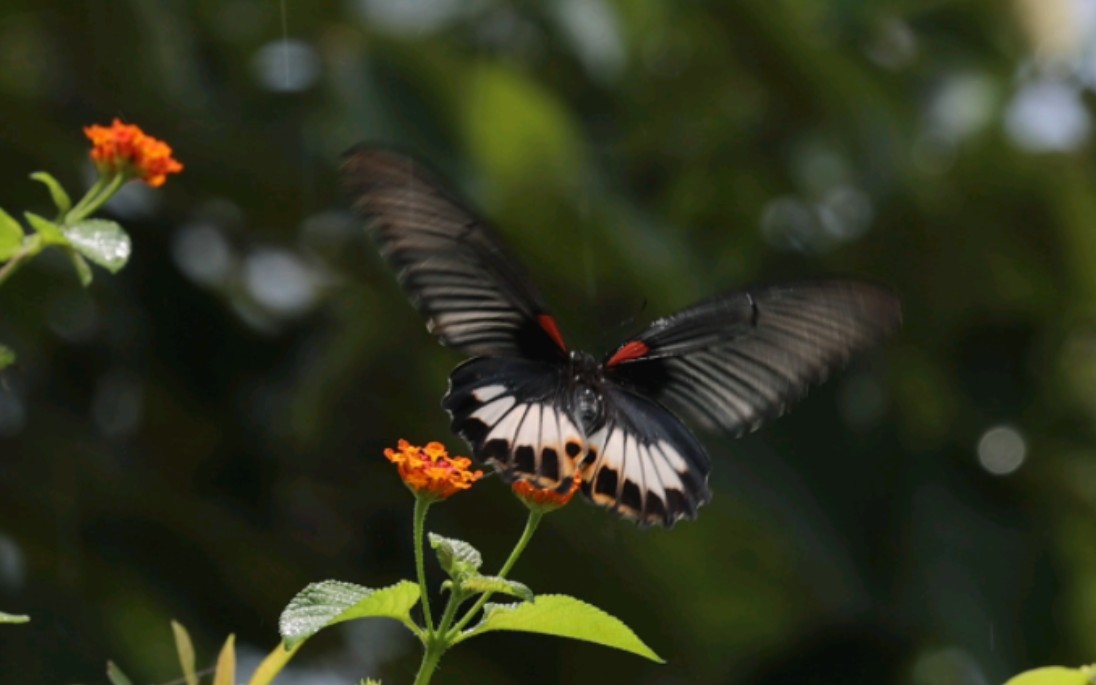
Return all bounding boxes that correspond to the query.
[344,147,902,527]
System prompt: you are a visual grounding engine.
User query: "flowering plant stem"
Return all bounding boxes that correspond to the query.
[447,511,542,639]
[0,235,42,286]
[276,442,662,682]
[0,120,180,307]
[410,503,544,685]
[413,497,436,634]
[0,174,126,287]
[65,173,126,225]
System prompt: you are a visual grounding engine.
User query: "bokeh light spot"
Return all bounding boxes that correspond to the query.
[1005,79,1091,151]
[243,249,320,316]
[0,391,26,437]
[0,533,26,589]
[977,425,1027,476]
[253,39,321,93]
[172,223,234,287]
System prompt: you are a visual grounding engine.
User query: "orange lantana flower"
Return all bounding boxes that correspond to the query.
[83,119,183,187]
[512,473,582,514]
[384,439,483,501]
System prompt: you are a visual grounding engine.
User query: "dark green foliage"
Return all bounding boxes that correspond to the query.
[1,1,1094,684]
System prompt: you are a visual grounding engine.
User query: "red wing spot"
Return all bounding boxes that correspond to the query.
[606,340,650,366]
[537,314,567,351]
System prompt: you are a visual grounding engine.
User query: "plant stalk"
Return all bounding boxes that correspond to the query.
[411,636,446,685]
[413,497,436,633]
[66,173,125,224]
[0,236,43,287]
[448,511,542,637]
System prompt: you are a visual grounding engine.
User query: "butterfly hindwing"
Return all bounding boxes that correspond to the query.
[443,357,586,490]
[583,386,712,527]
[604,281,902,437]
[342,147,566,360]
[444,358,712,527]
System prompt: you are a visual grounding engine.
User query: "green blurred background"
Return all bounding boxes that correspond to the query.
[3,1,1096,683]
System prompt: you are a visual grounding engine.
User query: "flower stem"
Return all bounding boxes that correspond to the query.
[64,177,106,223]
[411,636,446,685]
[413,497,436,633]
[66,173,126,225]
[498,511,543,577]
[0,235,44,287]
[448,511,542,637]
[435,588,464,637]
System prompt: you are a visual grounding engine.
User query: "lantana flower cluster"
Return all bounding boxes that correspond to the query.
[84,118,183,187]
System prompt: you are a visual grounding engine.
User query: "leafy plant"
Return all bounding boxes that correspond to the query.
[273,439,661,684]
[0,119,182,369]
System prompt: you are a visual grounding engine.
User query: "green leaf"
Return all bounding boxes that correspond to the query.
[64,219,131,273]
[246,641,301,685]
[170,621,199,685]
[106,662,134,685]
[1004,665,1096,685]
[30,171,72,215]
[0,207,23,261]
[469,595,663,663]
[24,211,69,246]
[279,580,421,648]
[459,576,534,602]
[429,533,482,580]
[69,251,93,287]
[212,634,235,685]
[0,611,29,624]
[24,212,99,285]
[0,346,13,370]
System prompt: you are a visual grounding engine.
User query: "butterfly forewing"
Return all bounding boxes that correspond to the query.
[342,148,565,360]
[604,282,902,437]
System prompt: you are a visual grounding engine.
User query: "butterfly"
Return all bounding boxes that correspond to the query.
[344,147,901,526]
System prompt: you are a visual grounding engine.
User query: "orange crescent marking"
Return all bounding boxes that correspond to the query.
[537,314,567,351]
[606,340,650,366]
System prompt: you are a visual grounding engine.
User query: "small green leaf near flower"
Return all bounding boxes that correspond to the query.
[0,611,29,624]
[64,219,132,273]
[0,207,23,261]
[29,171,72,215]
[468,595,663,663]
[428,533,483,580]
[23,211,69,246]
[279,579,421,648]
[68,251,94,287]
[459,576,534,602]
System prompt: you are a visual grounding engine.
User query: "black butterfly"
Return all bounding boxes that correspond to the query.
[344,147,901,527]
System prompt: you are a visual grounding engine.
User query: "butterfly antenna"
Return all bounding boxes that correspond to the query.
[600,297,648,348]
